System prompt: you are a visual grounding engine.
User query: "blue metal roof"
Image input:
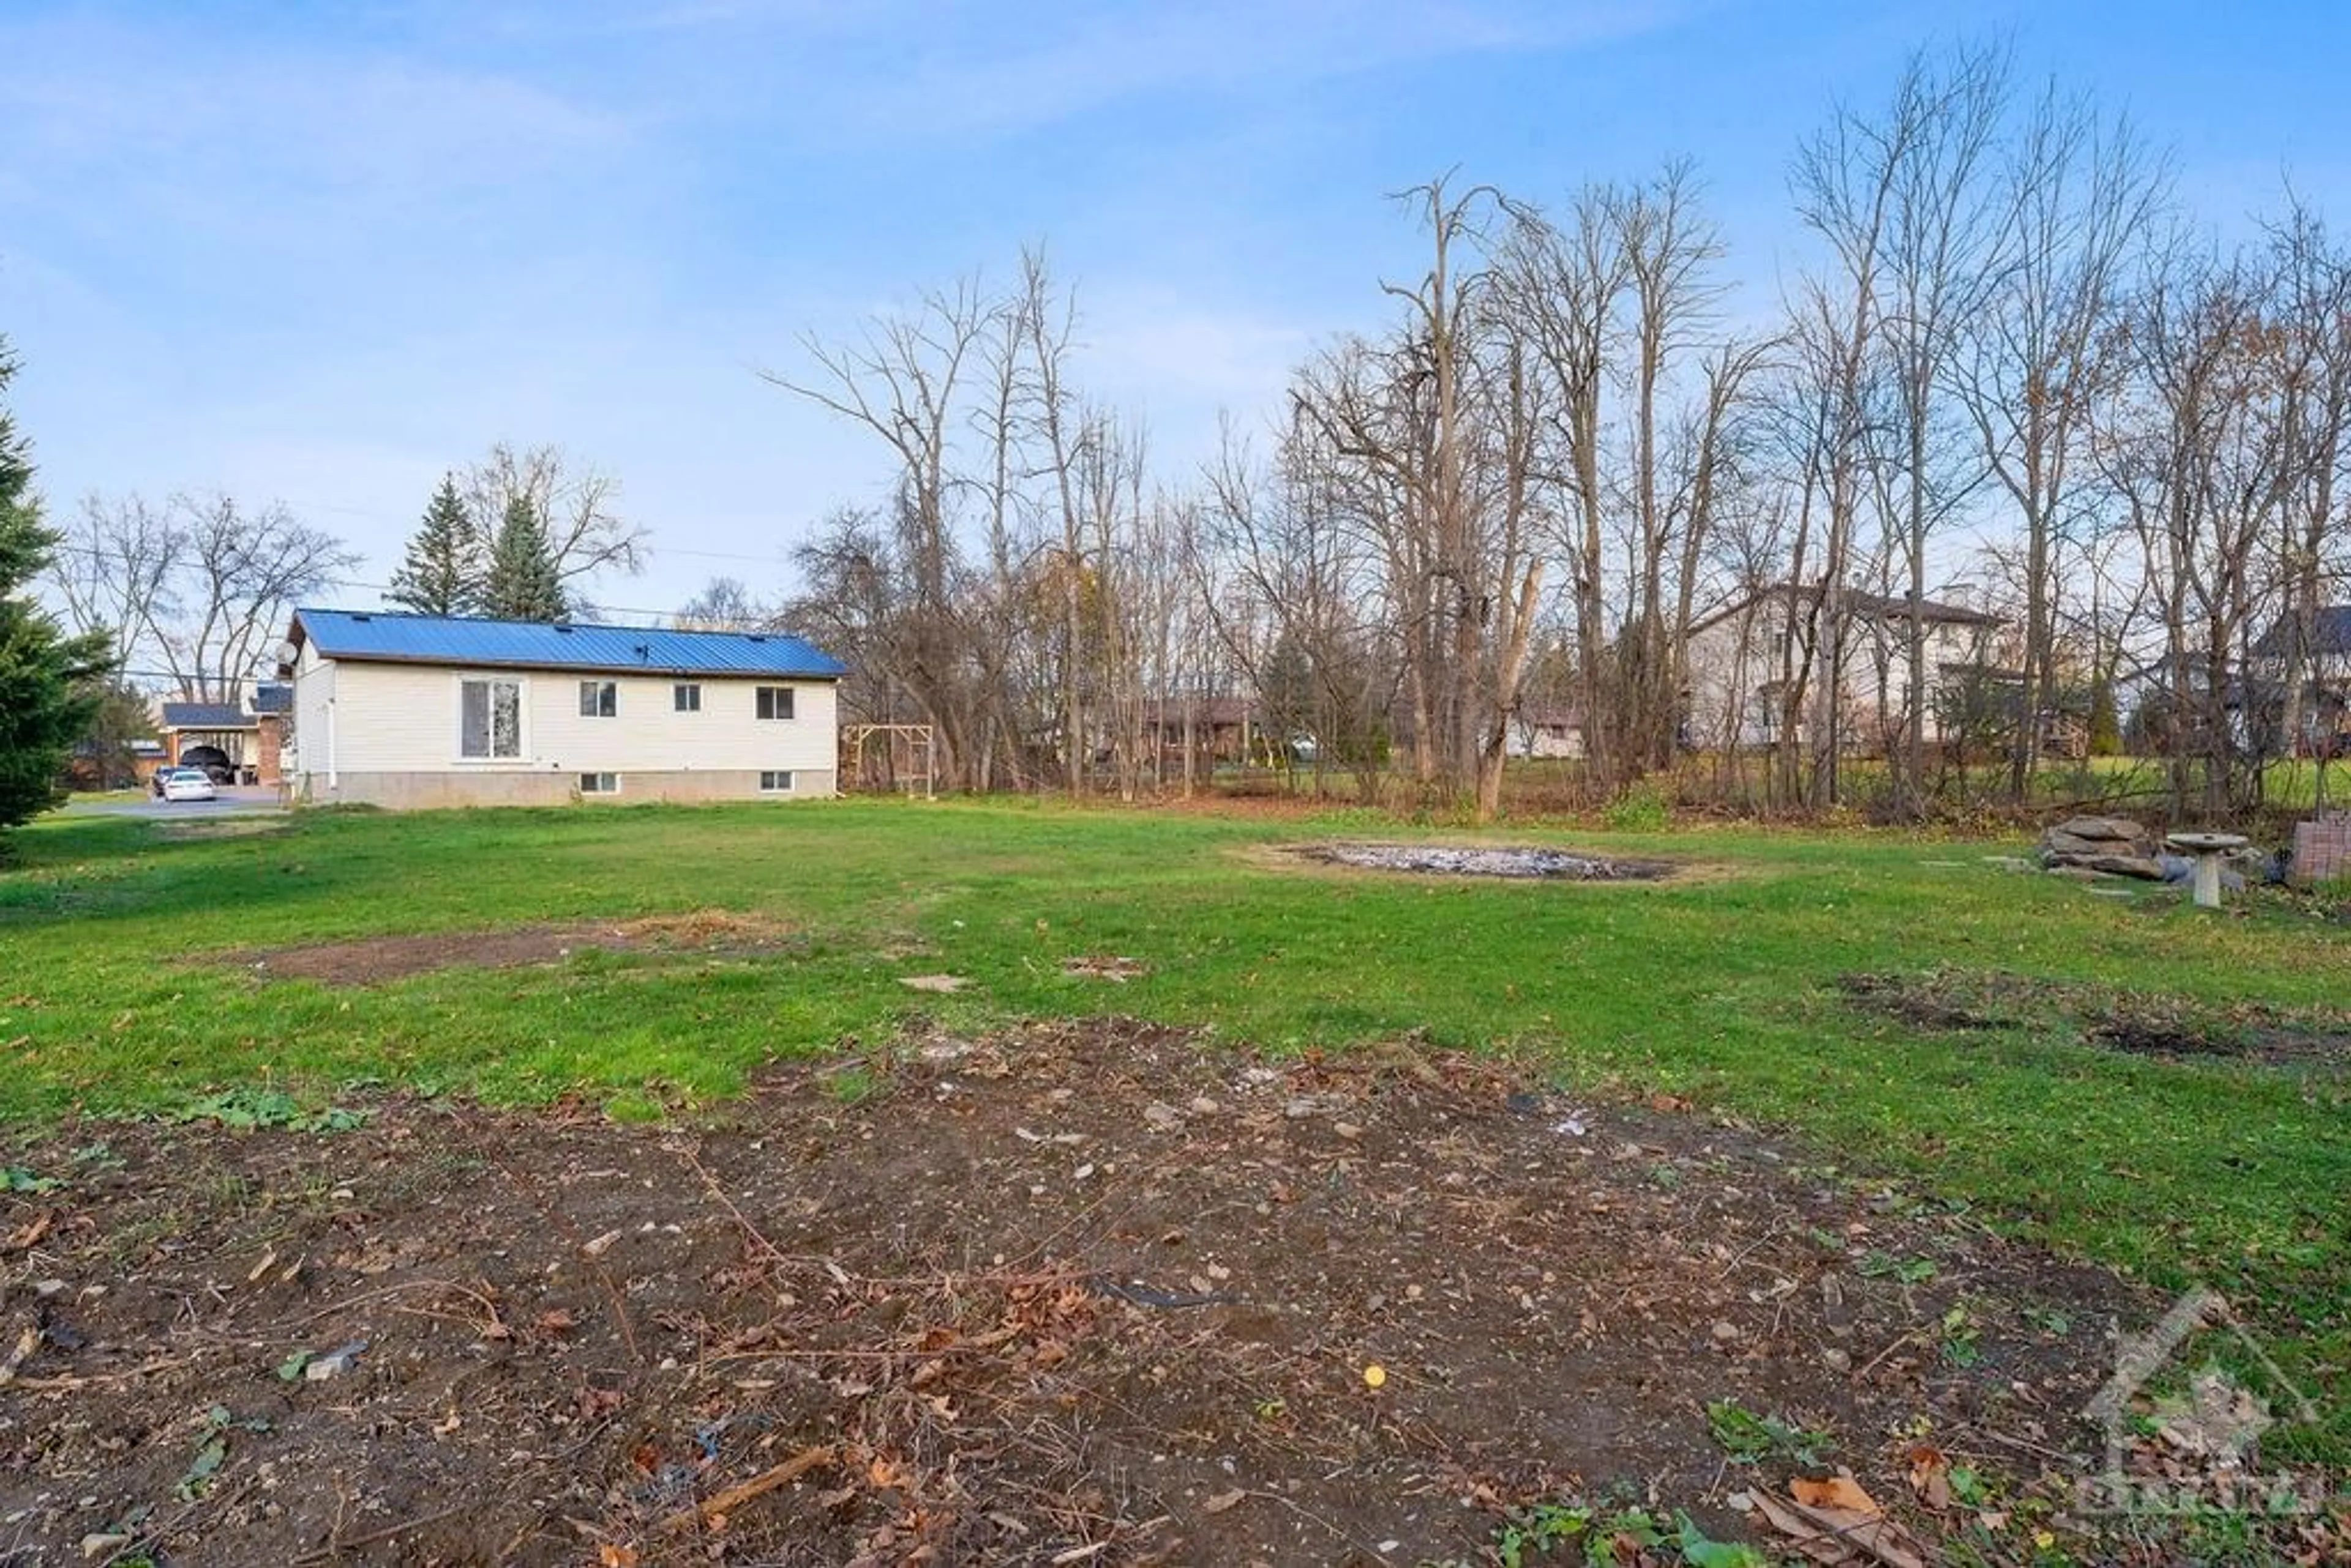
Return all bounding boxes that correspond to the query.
[292,607,847,680]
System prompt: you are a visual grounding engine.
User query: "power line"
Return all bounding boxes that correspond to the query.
[40,539,786,628]
[80,490,802,568]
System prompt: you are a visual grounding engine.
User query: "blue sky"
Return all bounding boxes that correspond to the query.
[4,0,2346,617]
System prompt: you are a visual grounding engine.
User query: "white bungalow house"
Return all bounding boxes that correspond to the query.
[282,608,847,809]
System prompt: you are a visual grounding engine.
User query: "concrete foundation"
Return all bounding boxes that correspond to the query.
[301,769,838,810]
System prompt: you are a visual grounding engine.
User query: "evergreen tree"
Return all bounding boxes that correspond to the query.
[2086,676,2123,758]
[386,475,483,615]
[482,494,566,621]
[0,340,111,831]
[75,683,158,791]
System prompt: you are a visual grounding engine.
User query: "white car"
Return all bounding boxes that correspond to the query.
[159,767,219,803]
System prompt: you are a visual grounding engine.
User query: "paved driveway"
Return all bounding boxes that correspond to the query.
[62,786,288,819]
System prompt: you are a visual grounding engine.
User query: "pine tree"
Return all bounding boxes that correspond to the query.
[0,340,111,832]
[386,475,483,616]
[482,494,566,621]
[2087,676,2123,757]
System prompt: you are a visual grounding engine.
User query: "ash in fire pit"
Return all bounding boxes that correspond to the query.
[1299,842,1674,880]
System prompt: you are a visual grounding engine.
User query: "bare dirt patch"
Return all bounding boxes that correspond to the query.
[1283,842,1678,881]
[1062,955,1150,981]
[1839,968,2351,1068]
[214,911,801,987]
[0,1019,2203,1566]
[151,818,291,843]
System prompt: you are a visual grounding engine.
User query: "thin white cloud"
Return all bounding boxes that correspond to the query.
[713,1,1702,143]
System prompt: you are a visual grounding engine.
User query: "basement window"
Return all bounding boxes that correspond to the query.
[759,770,795,793]
[673,682,702,712]
[579,772,620,795]
[755,685,795,721]
[579,680,617,718]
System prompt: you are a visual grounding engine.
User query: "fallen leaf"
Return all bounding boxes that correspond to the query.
[1905,1444,1952,1512]
[4,1210,54,1253]
[1203,1488,1247,1514]
[598,1545,639,1567]
[1790,1473,1880,1516]
[1752,1490,1927,1568]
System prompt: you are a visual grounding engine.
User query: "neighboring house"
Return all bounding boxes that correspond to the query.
[1508,703,1585,760]
[1140,696,1262,768]
[66,737,167,791]
[282,608,848,809]
[158,683,291,784]
[2251,605,2351,756]
[1685,584,2004,753]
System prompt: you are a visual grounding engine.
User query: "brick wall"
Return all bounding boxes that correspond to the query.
[255,716,283,786]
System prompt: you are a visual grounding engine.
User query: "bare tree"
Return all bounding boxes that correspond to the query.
[1868,42,2009,813]
[53,492,353,700]
[2098,239,2281,819]
[459,443,649,601]
[51,493,182,681]
[1012,249,1100,793]
[675,575,777,629]
[1499,185,1626,791]
[1289,176,1548,817]
[1789,53,1918,806]
[2263,195,2351,801]
[1956,78,2165,800]
[768,279,994,787]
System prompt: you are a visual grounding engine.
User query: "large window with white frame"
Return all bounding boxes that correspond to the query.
[755,685,795,721]
[459,678,522,759]
[579,680,617,718]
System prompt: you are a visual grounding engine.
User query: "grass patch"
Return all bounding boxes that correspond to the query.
[4,797,2349,1462]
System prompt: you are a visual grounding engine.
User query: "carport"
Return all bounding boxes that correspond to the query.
[159,689,288,786]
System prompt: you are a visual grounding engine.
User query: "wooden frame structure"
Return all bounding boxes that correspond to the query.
[841,723,937,798]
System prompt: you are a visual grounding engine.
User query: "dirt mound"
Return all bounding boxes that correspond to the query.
[214,910,799,986]
[1292,842,1676,880]
[0,1019,2172,1566]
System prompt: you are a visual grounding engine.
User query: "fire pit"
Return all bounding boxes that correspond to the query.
[1294,842,1675,881]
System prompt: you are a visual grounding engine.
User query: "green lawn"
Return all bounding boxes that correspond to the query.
[4,798,2347,1462]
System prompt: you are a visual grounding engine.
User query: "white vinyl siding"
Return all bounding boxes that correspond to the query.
[307,663,837,777]
[292,642,336,790]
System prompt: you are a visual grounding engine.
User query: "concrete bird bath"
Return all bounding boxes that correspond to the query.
[2165,831,2248,910]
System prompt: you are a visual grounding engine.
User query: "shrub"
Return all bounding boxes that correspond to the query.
[1604,777,1673,832]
